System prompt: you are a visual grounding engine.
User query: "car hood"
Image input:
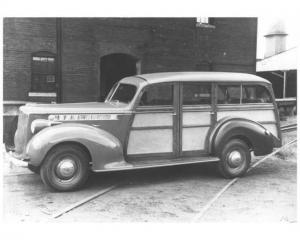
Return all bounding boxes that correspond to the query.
[19,102,131,114]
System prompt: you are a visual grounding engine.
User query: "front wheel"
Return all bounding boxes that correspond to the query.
[40,144,90,191]
[217,139,250,178]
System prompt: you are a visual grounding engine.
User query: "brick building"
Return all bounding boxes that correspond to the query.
[3,17,257,145]
[4,17,257,103]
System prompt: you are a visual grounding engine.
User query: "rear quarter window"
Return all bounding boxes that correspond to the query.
[242,85,272,103]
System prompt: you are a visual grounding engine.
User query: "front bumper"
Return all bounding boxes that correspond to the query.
[6,151,28,168]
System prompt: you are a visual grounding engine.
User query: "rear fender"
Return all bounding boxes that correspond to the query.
[25,123,125,170]
[209,117,275,156]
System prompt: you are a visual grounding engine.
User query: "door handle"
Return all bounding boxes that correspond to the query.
[210,112,216,115]
[172,113,177,116]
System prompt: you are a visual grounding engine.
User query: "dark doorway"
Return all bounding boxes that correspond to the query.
[100,53,138,101]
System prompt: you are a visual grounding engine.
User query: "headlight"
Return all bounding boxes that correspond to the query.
[31,119,51,134]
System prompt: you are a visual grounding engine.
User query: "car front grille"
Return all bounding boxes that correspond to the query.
[14,111,29,156]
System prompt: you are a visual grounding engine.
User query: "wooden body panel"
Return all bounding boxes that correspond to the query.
[217,105,278,138]
[182,111,211,126]
[127,129,173,154]
[132,112,173,127]
[182,127,209,151]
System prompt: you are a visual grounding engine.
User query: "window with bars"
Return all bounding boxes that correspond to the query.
[196,17,209,24]
[31,52,56,92]
[196,17,215,28]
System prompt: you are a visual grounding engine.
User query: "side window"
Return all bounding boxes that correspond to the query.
[31,51,56,92]
[139,83,173,106]
[217,85,241,104]
[242,85,272,103]
[182,83,211,105]
[110,84,137,103]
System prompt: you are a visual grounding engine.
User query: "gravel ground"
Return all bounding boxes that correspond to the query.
[2,118,297,222]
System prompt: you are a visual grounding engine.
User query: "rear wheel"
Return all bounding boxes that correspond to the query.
[217,139,250,178]
[40,144,90,192]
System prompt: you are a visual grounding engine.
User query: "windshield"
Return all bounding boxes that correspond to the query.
[106,83,137,104]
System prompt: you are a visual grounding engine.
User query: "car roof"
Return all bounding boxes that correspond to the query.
[135,72,270,84]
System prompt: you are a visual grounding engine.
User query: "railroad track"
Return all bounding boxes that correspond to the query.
[281,123,297,133]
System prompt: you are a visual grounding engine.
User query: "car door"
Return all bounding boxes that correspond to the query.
[126,82,180,160]
[180,82,214,156]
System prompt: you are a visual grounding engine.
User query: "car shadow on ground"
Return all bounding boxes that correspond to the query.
[86,162,220,188]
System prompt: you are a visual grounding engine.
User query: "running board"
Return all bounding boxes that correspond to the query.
[96,156,220,172]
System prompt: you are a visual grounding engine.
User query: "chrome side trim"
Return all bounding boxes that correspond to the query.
[95,156,220,172]
[217,104,274,111]
[182,124,211,128]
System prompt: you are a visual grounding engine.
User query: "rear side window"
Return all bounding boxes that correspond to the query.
[242,85,272,103]
[182,83,211,105]
[217,85,241,104]
[139,83,173,106]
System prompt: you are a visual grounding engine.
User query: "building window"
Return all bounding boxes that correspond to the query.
[196,17,209,24]
[196,17,215,28]
[31,51,56,93]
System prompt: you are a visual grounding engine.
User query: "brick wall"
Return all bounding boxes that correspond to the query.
[3,18,57,101]
[61,18,199,102]
[209,18,257,73]
[61,19,98,102]
[3,17,257,103]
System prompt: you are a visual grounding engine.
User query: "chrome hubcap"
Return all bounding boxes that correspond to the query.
[227,150,243,168]
[56,158,77,179]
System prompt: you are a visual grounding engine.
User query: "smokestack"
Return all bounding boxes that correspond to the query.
[264,20,288,58]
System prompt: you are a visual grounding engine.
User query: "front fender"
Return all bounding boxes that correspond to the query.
[209,117,275,156]
[25,123,125,170]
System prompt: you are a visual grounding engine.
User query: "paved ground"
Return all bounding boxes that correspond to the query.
[2,119,297,222]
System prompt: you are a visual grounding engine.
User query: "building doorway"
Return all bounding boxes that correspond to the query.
[100,53,139,101]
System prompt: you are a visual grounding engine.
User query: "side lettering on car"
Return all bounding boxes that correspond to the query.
[48,114,119,121]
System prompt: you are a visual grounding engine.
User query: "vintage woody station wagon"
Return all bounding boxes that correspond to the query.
[12,72,282,191]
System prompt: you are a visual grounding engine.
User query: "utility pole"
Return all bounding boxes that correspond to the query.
[283,71,287,98]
